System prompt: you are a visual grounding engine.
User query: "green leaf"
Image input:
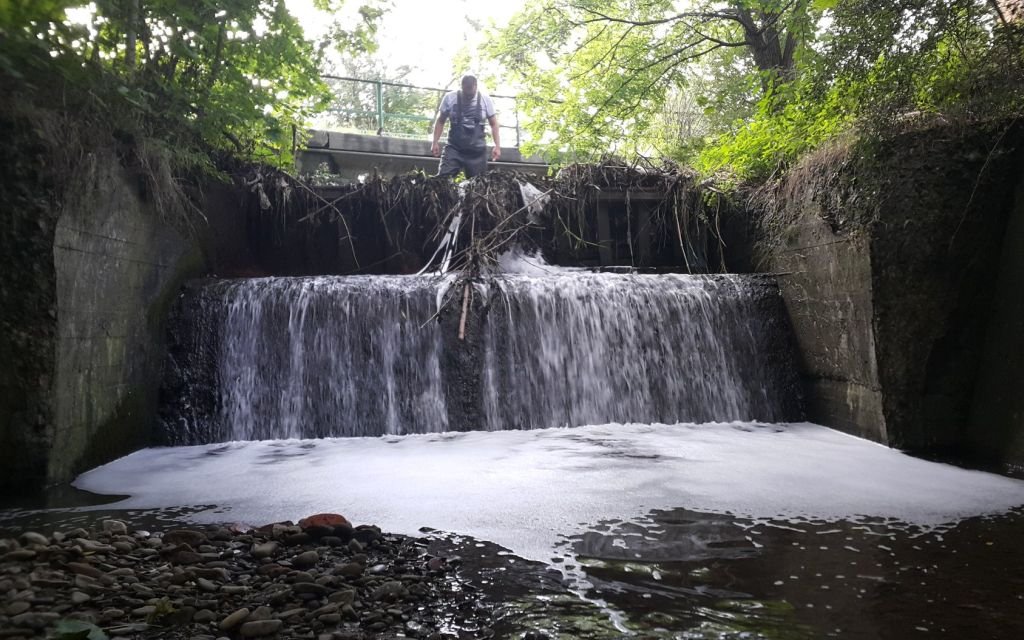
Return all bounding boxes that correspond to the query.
[54,620,108,640]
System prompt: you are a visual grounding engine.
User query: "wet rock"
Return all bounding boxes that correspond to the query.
[371,580,405,601]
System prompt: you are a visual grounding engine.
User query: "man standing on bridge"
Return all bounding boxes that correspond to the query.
[431,74,501,178]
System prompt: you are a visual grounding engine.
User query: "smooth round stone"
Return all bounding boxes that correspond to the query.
[291,551,318,569]
[70,591,91,604]
[239,619,283,637]
[20,532,49,546]
[194,609,217,623]
[6,601,31,616]
[334,563,363,578]
[251,542,278,559]
[219,607,250,630]
[102,520,129,536]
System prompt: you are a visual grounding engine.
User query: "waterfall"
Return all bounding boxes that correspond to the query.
[481,274,790,430]
[162,274,800,444]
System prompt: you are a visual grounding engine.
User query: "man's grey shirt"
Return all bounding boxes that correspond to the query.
[439,90,497,124]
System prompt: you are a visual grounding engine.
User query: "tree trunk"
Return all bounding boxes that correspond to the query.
[125,0,139,70]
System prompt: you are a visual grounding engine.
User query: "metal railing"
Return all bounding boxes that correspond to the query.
[316,75,523,147]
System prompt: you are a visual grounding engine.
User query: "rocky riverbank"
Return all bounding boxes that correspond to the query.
[0,514,485,639]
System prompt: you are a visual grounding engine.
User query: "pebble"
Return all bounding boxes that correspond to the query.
[292,550,318,569]
[0,517,477,640]
[19,532,49,546]
[6,601,31,616]
[194,608,217,623]
[66,562,104,580]
[252,541,278,558]
[163,530,207,547]
[219,607,251,630]
[239,619,283,636]
[335,562,363,578]
[103,520,129,536]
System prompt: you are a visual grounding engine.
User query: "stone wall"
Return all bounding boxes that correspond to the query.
[757,122,1024,470]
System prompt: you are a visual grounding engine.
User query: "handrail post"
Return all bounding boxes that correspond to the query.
[375,80,384,135]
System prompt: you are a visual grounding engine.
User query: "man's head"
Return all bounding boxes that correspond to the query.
[461,74,478,99]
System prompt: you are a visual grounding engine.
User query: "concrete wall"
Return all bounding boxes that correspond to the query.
[0,147,205,496]
[47,160,203,484]
[769,216,886,441]
[0,119,59,497]
[758,123,1024,470]
[969,160,1024,472]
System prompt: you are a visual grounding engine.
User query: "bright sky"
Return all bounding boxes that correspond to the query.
[285,0,527,93]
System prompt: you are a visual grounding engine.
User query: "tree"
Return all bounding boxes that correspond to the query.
[487,0,819,159]
[1,0,386,167]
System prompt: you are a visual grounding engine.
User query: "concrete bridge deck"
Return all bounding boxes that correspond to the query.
[298,130,548,181]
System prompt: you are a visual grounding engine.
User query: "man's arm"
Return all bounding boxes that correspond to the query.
[431,113,448,157]
[488,115,501,161]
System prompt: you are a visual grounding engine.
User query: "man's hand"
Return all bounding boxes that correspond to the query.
[431,141,441,157]
[491,146,501,162]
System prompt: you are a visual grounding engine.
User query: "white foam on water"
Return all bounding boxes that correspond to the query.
[74,422,1024,563]
[494,248,577,275]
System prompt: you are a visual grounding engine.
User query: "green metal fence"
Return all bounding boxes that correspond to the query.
[317,75,522,147]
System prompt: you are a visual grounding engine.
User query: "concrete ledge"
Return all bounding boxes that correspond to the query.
[299,129,548,181]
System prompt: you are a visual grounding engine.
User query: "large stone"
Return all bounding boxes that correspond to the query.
[298,513,352,539]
